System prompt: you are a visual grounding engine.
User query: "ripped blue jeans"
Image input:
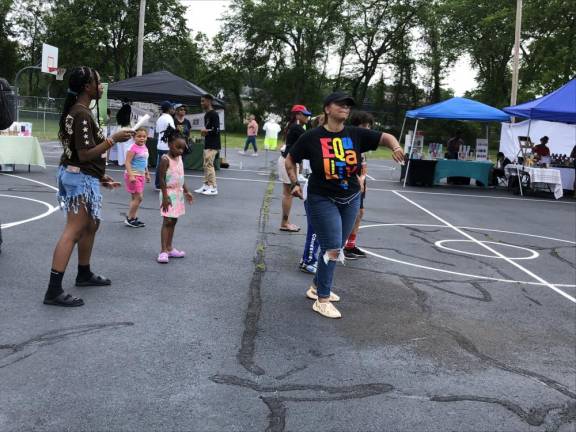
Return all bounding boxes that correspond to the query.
[57,165,102,220]
[308,192,361,298]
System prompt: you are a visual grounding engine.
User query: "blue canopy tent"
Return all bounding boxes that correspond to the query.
[503,78,576,124]
[401,97,510,187]
[503,79,576,195]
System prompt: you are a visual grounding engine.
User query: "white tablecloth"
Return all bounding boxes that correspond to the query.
[505,164,563,199]
[556,167,575,191]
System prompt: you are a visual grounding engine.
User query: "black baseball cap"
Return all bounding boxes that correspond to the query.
[323,91,356,107]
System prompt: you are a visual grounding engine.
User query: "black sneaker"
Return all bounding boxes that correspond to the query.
[133,218,146,227]
[344,246,367,259]
[125,217,141,228]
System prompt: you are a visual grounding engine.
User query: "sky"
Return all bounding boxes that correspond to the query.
[181,0,477,96]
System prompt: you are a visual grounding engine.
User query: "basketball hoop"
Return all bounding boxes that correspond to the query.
[55,67,66,81]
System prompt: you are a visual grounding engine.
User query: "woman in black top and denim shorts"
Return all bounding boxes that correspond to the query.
[43,67,132,307]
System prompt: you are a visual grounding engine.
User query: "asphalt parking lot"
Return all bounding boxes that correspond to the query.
[1,144,575,432]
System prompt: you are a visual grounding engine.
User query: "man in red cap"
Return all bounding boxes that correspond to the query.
[278,104,311,232]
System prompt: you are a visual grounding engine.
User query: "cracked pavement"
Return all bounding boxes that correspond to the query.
[1,152,575,431]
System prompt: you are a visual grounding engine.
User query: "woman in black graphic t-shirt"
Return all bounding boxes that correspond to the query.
[286,92,404,319]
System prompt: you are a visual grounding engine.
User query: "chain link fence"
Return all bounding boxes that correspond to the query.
[18,96,65,140]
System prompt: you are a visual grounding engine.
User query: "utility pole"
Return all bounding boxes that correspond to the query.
[510,0,522,114]
[136,0,146,76]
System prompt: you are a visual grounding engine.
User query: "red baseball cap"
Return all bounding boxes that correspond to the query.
[290,105,311,116]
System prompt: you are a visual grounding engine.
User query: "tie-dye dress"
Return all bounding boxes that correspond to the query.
[159,154,185,218]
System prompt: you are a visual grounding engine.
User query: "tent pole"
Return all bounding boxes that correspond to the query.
[402,119,419,188]
[398,116,407,149]
[516,118,531,197]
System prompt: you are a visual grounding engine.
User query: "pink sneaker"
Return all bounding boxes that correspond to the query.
[157,252,169,263]
[168,248,186,258]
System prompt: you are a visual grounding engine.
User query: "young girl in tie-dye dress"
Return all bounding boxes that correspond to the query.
[157,127,194,263]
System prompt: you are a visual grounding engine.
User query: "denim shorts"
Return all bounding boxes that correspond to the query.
[57,165,102,220]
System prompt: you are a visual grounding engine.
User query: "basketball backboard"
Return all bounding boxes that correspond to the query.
[41,43,58,75]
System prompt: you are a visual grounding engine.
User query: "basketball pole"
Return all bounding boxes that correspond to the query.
[14,64,41,123]
[136,0,146,76]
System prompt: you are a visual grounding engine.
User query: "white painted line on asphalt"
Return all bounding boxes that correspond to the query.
[359,223,575,287]
[0,194,58,229]
[392,191,576,303]
[1,173,58,191]
[43,164,277,185]
[360,223,576,245]
[36,163,576,204]
[434,239,539,260]
[367,186,576,205]
[366,174,376,180]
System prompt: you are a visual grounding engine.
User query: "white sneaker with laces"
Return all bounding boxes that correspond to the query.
[238,150,245,155]
[312,300,342,319]
[306,285,340,302]
[202,186,218,196]
[194,184,208,193]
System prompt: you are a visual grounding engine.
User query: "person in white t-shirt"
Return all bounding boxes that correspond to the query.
[262,117,281,151]
[154,101,175,189]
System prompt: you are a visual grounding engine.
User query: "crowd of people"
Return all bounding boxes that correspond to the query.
[43,65,404,320]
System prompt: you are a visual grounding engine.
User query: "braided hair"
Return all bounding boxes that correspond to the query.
[58,66,100,142]
[116,103,132,127]
[161,126,184,144]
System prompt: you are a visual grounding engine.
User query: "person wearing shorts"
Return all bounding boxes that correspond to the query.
[44,66,132,307]
[124,128,150,227]
[278,104,310,232]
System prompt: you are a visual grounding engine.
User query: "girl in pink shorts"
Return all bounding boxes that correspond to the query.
[124,128,150,227]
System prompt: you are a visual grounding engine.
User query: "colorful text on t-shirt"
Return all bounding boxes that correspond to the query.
[320,137,358,189]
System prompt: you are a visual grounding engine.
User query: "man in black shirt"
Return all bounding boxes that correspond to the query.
[195,94,221,196]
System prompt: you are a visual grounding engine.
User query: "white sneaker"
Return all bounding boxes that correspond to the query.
[194,184,208,193]
[202,186,218,196]
[312,300,342,319]
[238,150,245,155]
[306,285,340,302]
[252,153,259,157]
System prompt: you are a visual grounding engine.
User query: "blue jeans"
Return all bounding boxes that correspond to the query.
[302,199,320,265]
[154,150,169,189]
[244,136,257,152]
[308,192,361,298]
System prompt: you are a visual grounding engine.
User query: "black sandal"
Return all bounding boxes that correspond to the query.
[75,274,111,287]
[43,293,84,307]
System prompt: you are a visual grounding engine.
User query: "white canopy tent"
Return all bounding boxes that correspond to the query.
[499,119,576,160]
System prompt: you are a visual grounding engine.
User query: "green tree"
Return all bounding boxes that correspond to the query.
[446,0,515,107]
[222,0,343,106]
[520,0,576,97]
[417,0,461,103]
[45,0,195,82]
[342,0,421,105]
[12,0,49,93]
[0,0,22,81]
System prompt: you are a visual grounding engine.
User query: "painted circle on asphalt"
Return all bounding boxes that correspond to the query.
[0,174,59,230]
[0,194,58,229]
[359,223,576,287]
[434,239,540,260]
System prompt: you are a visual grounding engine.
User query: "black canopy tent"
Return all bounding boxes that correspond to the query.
[108,70,228,169]
[108,70,224,109]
